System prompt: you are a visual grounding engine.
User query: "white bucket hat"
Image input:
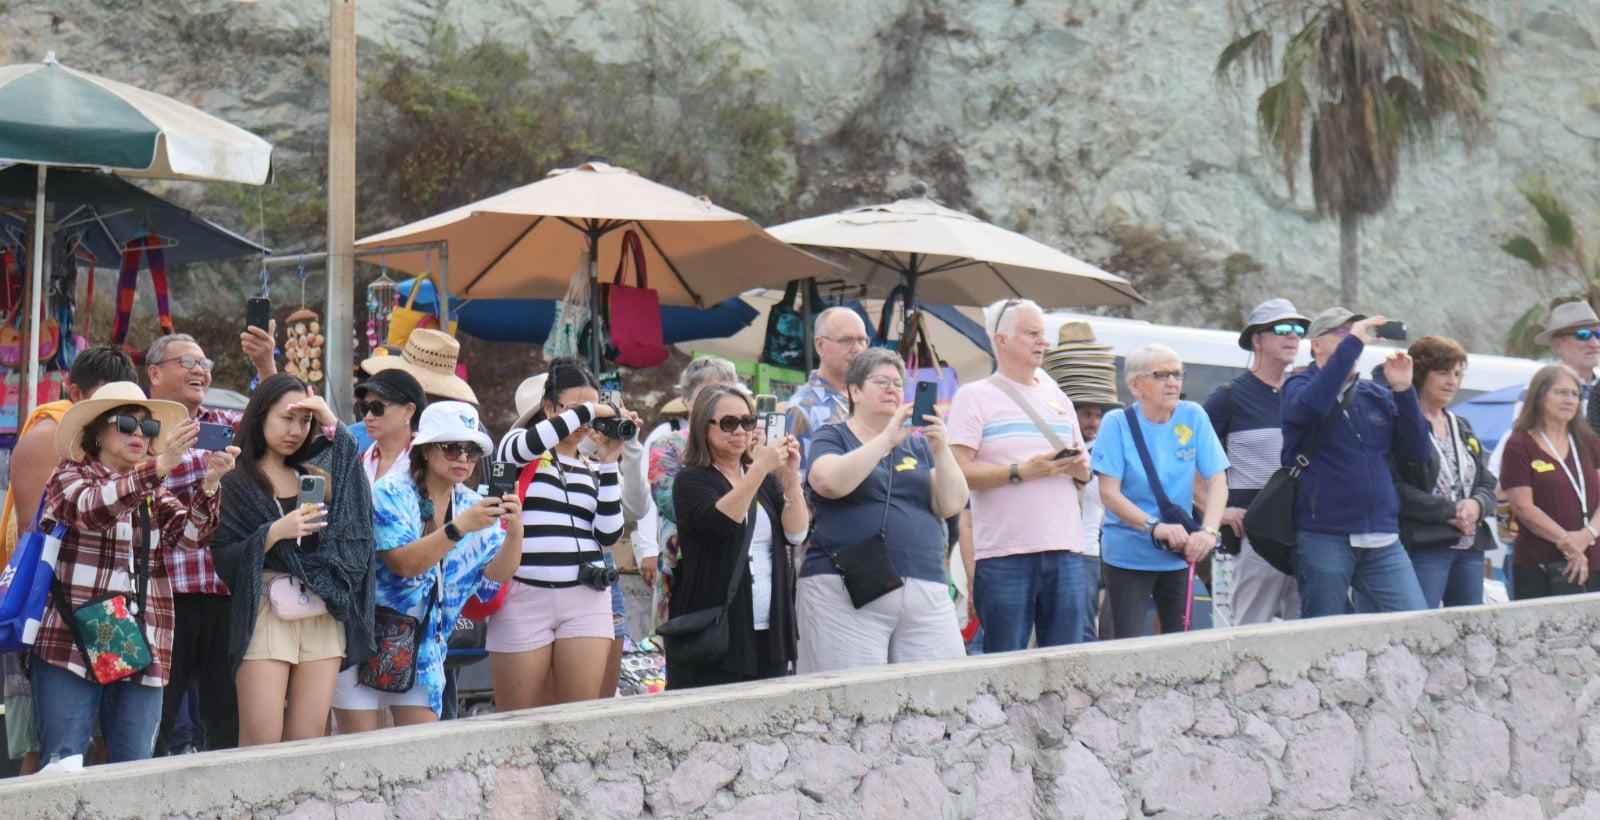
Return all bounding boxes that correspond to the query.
[410,401,493,452]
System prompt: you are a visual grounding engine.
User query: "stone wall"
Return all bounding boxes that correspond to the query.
[3,596,1600,818]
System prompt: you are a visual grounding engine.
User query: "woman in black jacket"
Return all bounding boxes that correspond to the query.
[1391,336,1497,608]
[666,385,807,689]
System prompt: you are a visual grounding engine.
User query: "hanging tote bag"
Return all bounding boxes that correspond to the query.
[760,279,820,369]
[604,230,668,368]
[109,237,176,360]
[387,276,432,346]
[0,492,66,652]
[0,247,60,369]
[545,262,593,359]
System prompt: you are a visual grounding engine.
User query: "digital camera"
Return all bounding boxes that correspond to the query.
[577,562,619,591]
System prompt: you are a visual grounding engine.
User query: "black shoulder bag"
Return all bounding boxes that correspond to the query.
[1243,386,1358,575]
[1123,407,1202,551]
[656,499,758,666]
[816,452,904,608]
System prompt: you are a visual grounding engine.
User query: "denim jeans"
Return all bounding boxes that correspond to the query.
[1081,555,1103,642]
[1295,531,1427,618]
[32,660,163,764]
[973,550,1085,653]
[1405,548,1483,609]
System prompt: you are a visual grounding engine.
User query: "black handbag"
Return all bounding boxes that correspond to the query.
[1400,519,1465,551]
[817,452,904,608]
[1124,407,1202,549]
[1244,387,1357,575]
[360,579,437,694]
[656,500,758,666]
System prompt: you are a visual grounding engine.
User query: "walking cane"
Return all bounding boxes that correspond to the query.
[1182,560,1197,631]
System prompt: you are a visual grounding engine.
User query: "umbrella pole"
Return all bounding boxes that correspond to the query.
[24,165,47,421]
[802,277,814,373]
[587,231,603,376]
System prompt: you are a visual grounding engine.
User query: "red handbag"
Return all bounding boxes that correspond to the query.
[604,230,668,368]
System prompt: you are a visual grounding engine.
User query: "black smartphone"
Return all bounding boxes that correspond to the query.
[1054,447,1082,460]
[1374,320,1407,341]
[195,422,234,452]
[246,297,271,332]
[296,474,327,509]
[910,380,938,425]
[487,461,518,498]
[754,394,778,415]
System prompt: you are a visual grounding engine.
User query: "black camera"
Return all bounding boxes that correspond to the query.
[591,402,638,440]
[577,562,618,591]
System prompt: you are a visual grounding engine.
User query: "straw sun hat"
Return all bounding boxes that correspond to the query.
[1043,321,1121,408]
[56,381,189,461]
[360,328,477,404]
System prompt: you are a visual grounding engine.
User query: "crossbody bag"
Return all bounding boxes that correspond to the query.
[49,498,154,684]
[1243,385,1357,575]
[655,499,757,666]
[815,448,904,608]
[1123,406,1202,549]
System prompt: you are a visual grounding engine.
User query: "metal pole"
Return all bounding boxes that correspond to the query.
[325,0,356,419]
[24,165,46,420]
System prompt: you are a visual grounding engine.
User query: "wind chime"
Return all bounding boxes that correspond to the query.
[281,257,324,384]
[365,258,396,358]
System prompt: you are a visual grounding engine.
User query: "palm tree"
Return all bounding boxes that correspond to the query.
[1502,186,1599,357]
[1216,1,1495,309]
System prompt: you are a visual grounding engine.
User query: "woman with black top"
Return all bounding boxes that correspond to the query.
[667,384,808,689]
[212,373,375,747]
[490,357,626,709]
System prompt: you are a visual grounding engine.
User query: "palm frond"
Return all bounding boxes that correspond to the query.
[1504,300,1553,358]
[1521,187,1578,251]
[1215,29,1268,78]
[1501,236,1545,269]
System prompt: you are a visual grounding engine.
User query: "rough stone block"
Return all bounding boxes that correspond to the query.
[1066,688,1094,710]
[1096,684,1135,708]
[1137,691,1195,751]
[892,714,947,747]
[395,771,481,820]
[1578,676,1600,715]
[1450,792,1544,819]
[1499,637,1537,667]
[652,741,741,816]
[788,738,870,801]
[1282,711,1357,810]
[1051,742,1127,820]
[968,692,1007,728]
[1266,679,1320,718]
[1424,656,1469,699]
[333,803,387,820]
[1464,633,1497,677]
[1069,707,1121,753]
[1437,705,1511,783]
[1139,746,1271,816]
[281,799,335,820]
[1556,792,1600,820]
[578,778,645,818]
[976,745,1035,819]
[1191,698,1237,738]
[1510,666,1577,788]
[1007,693,1066,748]
[1371,645,1427,715]
[856,757,944,817]
[941,761,976,793]
[551,760,595,791]
[855,722,891,758]
[709,790,800,819]
[492,765,559,820]
[743,740,789,783]
[1326,649,1368,680]
[1242,714,1286,759]
[1224,659,1269,695]
[1362,712,1422,805]
[604,748,634,771]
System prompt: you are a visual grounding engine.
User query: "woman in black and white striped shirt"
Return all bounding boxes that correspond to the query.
[488,357,627,709]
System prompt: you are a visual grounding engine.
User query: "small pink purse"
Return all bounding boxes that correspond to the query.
[265,575,327,621]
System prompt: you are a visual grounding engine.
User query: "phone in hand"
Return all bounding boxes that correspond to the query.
[910,380,939,426]
[246,297,271,333]
[754,394,778,415]
[597,388,617,406]
[762,411,788,443]
[1054,447,1082,460]
[487,461,518,498]
[195,422,234,452]
[296,474,327,510]
[1373,320,1407,341]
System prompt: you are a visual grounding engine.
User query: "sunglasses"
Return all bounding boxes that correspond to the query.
[108,414,161,438]
[436,442,485,461]
[354,399,392,418]
[1268,323,1307,337]
[1563,328,1600,342]
[711,414,758,433]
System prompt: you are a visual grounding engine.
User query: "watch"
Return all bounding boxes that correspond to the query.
[1143,516,1161,534]
[443,521,464,542]
[1009,464,1022,485]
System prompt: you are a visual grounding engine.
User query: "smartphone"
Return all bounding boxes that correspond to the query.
[762,412,788,443]
[296,474,327,510]
[246,297,271,332]
[597,388,617,407]
[754,394,778,415]
[195,422,234,452]
[1054,447,1082,460]
[910,380,939,426]
[1374,320,1407,341]
[487,461,518,498]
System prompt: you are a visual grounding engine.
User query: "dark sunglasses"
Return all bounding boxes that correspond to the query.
[1564,328,1600,342]
[354,399,392,418]
[436,442,485,461]
[1268,323,1307,337]
[108,415,161,438]
[711,414,758,433]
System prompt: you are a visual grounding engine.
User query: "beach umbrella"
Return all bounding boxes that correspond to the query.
[0,52,272,413]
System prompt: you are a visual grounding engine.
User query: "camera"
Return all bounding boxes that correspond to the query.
[577,562,618,591]
[591,401,638,440]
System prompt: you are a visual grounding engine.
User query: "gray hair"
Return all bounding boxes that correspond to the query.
[844,347,906,413]
[147,333,201,367]
[1124,343,1182,387]
[987,298,1042,337]
[677,356,739,402]
[813,306,860,337]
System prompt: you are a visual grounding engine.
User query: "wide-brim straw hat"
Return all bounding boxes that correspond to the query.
[56,381,190,461]
[1042,321,1122,407]
[511,374,549,430]
[661,396,688,416]
[1535,301,1600,345]
[1046,320,1114,356]
[360,328,477,404]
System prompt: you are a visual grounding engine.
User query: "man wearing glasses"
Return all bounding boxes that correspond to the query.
[149,327,277,755]
[1484,302,1600,497]
[786,307,872,466]
[1202,298,1309,626]
[1282,307,1430,618]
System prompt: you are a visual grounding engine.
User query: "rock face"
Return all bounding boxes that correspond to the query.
[3,0,1597,351]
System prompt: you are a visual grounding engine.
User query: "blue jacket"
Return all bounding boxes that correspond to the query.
[1280,335,1431,535]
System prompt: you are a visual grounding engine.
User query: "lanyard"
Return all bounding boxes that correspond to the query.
[1540,431,1589,518]
[1429,413,1470,500]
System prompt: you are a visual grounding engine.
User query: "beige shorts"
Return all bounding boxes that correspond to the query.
[242,572,346,664]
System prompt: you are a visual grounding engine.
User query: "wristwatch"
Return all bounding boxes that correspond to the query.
[1009,464,1022,485]
[443,521,464,542]
[1143,516,1161,534]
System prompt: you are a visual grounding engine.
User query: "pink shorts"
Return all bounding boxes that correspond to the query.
[485,579,613,652]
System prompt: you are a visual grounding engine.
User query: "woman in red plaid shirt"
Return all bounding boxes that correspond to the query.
[32,382,236,765]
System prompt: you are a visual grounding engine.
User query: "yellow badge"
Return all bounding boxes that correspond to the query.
[1047,400,1064,412]
[1174,424,1194,446]
[895,456,918,472]
[1466,437,1481,455]
[1532,459,1556,473]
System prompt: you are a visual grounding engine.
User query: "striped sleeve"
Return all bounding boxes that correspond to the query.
[593,463,623,547]
[496,403,595,465]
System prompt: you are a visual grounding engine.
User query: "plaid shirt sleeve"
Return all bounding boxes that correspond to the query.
[163,407,243,595]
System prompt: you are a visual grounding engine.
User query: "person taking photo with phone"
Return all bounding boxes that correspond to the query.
[212,374,376,747]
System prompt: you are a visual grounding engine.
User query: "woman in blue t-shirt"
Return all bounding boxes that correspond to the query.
[1091,344,1229,639]
[801,348,970,672]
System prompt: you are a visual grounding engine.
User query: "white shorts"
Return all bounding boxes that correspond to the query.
[330,665,432,711]
[795,574,964,674]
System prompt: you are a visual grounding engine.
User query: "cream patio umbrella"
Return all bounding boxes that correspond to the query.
[355,161,840,374]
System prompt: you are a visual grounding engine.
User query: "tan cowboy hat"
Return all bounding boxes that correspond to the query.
[360,328,477,404]
[56,381,190,461]
[510,373,549,430]
[1535,301,1600,345]
[1041,321,1122,408]
[660,396,688,416]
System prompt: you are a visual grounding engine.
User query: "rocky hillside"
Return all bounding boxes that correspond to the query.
[2,0,1598,359]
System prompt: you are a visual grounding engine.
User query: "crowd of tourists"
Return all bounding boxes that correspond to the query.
[3,294,1596,771]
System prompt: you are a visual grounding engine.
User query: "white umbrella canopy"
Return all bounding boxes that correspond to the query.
[767,184,1143,309]
[356,161,838,307]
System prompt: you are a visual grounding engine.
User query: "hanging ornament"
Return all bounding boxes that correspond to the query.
[281,257,325,384]
[365,256,396,357]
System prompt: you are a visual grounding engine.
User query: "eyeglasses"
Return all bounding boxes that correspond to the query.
[1549,388,1583,400]
[866,376,906,391]
[354,399,391,418]
[152,354,214,373]
[818,335,870,349]
[712,414,758,433]
[1562,328,1600,342]
[1268,323,1307,337]
[436,442,484,461]
[1140,370,1184,382]
[108,415,161,438]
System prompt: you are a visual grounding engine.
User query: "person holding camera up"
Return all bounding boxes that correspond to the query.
[490,357,635,709]
[666,384,808,689]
